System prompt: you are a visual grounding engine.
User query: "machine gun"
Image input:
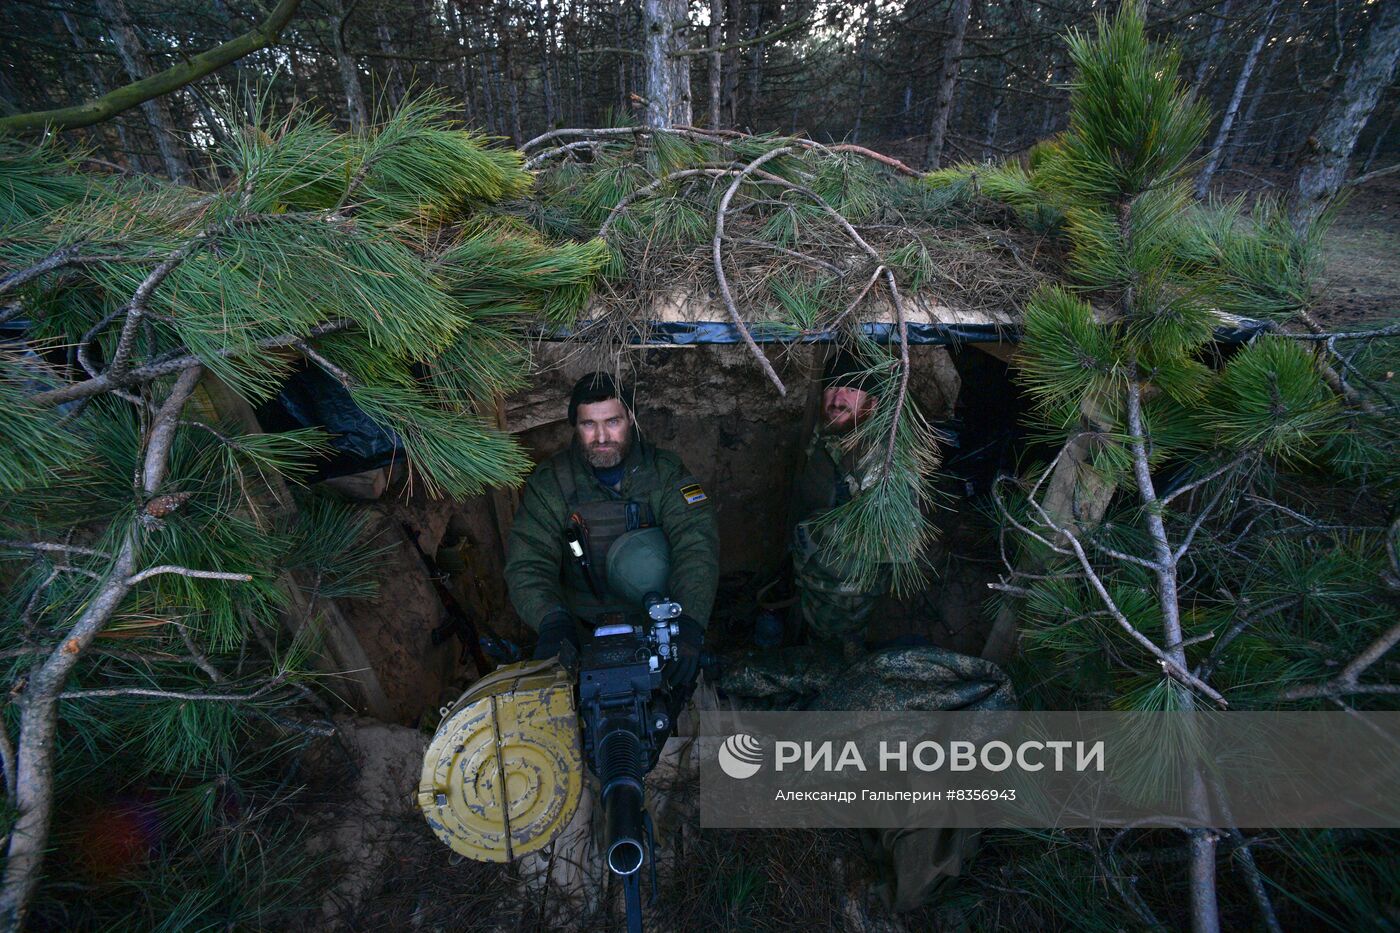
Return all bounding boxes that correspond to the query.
[417,596,689,933]
[575,594,685,933]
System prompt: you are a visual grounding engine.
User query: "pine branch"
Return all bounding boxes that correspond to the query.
[1277,619,1400,701]
[0,0,303,134]
[0,364,201,929]
[0,245,83,298]
[28,320,352,407]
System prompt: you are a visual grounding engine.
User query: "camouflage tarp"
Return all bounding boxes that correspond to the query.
[720,644,1016,911]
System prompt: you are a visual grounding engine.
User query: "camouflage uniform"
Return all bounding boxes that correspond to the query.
[720,428,891,702]
[791,430,890,651]
[504,435,719,631]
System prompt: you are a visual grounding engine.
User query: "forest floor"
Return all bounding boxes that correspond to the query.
[1223,161,1400,328]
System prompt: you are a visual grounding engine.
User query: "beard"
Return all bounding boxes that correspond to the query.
[583,434,630,468]
[822,405,857,434]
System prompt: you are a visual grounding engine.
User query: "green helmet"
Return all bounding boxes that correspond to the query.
[605,526,672,606]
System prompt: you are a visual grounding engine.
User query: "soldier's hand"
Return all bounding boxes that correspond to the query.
[665,615,704,694]
[533,610,580,672]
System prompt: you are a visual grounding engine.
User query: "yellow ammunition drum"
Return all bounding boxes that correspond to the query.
[417,658,582,862]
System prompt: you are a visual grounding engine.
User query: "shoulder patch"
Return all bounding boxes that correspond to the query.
[680,482,708,506]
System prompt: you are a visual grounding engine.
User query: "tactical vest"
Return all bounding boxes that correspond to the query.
[553,458,657,615]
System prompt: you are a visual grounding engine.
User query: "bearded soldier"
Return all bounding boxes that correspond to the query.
[504,372,719,711]
[721,350,896,700]
[790,350,890,658]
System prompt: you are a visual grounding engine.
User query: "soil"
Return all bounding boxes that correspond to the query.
[1218,160,1400,329]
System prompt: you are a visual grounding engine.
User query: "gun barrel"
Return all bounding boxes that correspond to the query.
[603,784,645,875]
[597,725,647,876]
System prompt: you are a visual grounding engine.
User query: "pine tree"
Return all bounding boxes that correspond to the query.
[0,94,606,928]
[929,5,1398,930]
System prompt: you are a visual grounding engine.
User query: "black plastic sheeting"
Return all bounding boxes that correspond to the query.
[253,359,401,481]
[539,318,1270,346]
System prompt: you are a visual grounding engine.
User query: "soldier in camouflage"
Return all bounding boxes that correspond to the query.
[791,350,891,656]
[721,351,895,701]
[504,372,719,703]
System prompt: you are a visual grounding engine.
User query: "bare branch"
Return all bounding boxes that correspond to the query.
[881,268,911,479]
[713,148,796,396]
[523,139,607,171]
[1278,618,1400,701]
[0,541,110,560]
[1160,453,1253,506]
[0,246,82,298]
[59,683,286,702]
[107,240,206,379]
[125,564,253,587]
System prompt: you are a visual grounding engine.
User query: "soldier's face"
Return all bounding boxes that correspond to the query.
[821,386,876,434]
[576,398,633,468]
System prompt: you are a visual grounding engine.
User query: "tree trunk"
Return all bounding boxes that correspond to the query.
[61,10,145,174]
[743,0,764,122]
[983,60,1006,160]
[535,0,557,128]
[1228,11,1290,168]
[723,0,741,125]
[375,12,407,111]
[1290,1,1400,232]
[851,0,877,143]
[1195,0,1280,199]
[641,0,691,128]
[923,0,972,170]
[1360,95,1398,173]
[1192,0,1233,89]
[444,1,475,123]
[331,0,368,131]
[708,0,722,129]
[94,0,191,182]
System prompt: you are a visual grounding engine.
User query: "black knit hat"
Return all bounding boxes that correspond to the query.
[568,372,634,425]
[822,349,882,395]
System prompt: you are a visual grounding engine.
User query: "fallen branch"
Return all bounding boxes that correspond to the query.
[0,365,202,929]
[28,319,351,407]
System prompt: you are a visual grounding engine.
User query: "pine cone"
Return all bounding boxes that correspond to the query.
[144,493,192,519]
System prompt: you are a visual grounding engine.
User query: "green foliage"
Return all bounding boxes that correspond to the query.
[1017,285,1121,411]
[1176,197,1322,320]
[1203,337,1339,459]
[805,341,945,594]
[0,95,610,928]
[1044,6,1209,203]
[0,353,91,494]
[0,136,92,225]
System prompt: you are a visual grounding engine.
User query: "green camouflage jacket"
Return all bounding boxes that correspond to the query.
[504,435,719,630]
